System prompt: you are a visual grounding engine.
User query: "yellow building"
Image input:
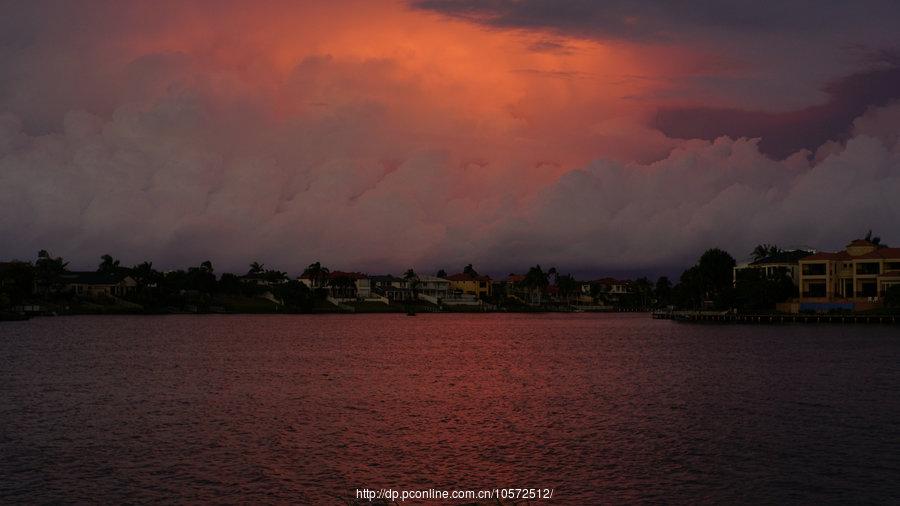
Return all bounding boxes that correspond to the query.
[445,273,492,299]
[799,239,900,310]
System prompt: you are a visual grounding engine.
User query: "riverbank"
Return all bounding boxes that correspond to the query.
[654,310,900,324]
[1,299,648,320]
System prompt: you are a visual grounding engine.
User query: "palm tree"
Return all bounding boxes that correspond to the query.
[463,264,478,277]
[403,269,420,299]
[249,262,265,275]
[632,277,654,309]
[303,262,330,288]
[864,230,888,248]
[751,244,781,262]
[436,269,447,278]
[263,269,288,284]
[556,273,578,306]
[655,276,672,307]
[132,261,159,287]
[328,274,356,298]
[200,260,214,273]
[522,265,549,305]
[34,250,68,294]
[98,254,120,274]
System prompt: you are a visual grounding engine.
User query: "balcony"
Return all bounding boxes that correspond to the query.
[802,264,827,276]
[855,263,880,275]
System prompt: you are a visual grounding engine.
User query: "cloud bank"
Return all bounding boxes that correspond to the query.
[1,1,899,275]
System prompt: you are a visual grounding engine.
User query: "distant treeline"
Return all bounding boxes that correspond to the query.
[4,245,895,315]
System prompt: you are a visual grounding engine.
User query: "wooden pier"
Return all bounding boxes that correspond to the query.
[652,311,899,324]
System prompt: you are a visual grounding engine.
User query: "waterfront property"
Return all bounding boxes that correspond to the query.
[444,272,492,299]
[412,275,451,304]
[798,239,900,311]
[369,275,414,302]
[61,272,137,297]
[733,249,811,286]
[589,278,633,305]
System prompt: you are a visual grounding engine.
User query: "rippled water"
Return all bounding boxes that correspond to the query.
[1,314,899,503]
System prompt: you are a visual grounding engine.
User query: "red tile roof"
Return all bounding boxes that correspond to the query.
[856,247,900,260]
[593,277,630,285]
[801,251,852,261]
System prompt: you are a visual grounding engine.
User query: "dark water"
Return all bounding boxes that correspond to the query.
[1,314,898,504]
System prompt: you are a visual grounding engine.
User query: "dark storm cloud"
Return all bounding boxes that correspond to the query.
[411,0,900,41]
[656,58,900,158]
[2,0,900,275]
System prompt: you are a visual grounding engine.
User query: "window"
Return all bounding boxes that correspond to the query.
[856,262,880,275]
[802,263,826,276]
[805,282,826,297]
[886,262,900,271]
[858,281,877,297]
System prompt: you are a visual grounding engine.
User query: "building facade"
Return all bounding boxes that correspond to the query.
[62,272,137,297]
[444,273,492,298]
[733,249,811,286]
[799,239,900,309]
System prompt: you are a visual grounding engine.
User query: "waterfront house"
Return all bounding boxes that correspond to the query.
[589,278,632,304]
[299,270,370,298]
[329,271,370,299]
[239,273,287,287]
[798,239,900,311]
[733,249,812,286]
[501,274,533,304]
[370,275,414,301]
[412,275,450,303]
[62,272,137,297]
[444,272,492,299]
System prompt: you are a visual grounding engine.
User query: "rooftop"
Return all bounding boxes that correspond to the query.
[802,251,852,261]
[856,247,900,260]
[750,249,813,265]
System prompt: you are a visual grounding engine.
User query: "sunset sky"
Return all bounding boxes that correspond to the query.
[2,0,900,275]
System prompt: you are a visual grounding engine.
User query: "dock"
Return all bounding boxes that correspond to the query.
[652,311,899,324]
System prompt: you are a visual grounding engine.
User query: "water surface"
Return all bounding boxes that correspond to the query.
[1,314,898,503]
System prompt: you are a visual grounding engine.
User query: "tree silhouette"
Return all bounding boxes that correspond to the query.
[98,254,121,274]
[302,262,330,288]
[751,244,781,262]
[556,273,578,305]
[522,265,549,304]
[864,230,888,248]
[655,276,672,306]
[131,261,159,287]
[34,250,68,294]
[403,269,420,298]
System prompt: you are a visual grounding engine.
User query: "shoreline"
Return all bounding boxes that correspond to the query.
[653,310,900,325]
[1,307,650,321]
[4,309,899,324]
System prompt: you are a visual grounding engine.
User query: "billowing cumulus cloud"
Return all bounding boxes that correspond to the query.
[1,0,899,275]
